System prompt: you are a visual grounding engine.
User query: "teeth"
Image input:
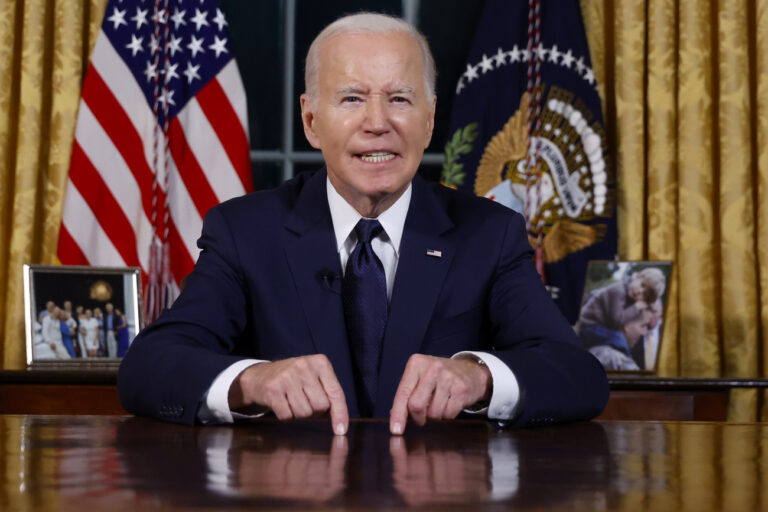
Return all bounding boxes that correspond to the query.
[359,152,395,163]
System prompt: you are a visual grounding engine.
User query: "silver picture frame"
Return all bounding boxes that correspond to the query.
[23,264,143,369]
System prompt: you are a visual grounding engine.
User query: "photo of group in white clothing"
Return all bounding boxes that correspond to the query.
[24,265,142,366]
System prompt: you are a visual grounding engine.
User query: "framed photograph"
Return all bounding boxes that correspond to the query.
[23,265,143,368]
[576,260,673,373]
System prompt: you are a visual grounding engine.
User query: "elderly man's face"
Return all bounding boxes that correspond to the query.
[301,31,435,215]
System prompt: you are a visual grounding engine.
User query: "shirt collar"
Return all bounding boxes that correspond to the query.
[326,177,411,255]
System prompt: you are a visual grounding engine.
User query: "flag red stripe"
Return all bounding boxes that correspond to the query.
[57,224,90,265]
[196,78,253,192]
[81,68,159,225]
[69,142,141,268]
[82,68,168,238]
[168,117,220,218]
[167,220,195,284]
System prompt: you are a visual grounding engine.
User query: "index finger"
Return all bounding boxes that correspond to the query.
[390,364,421,435]
[317,362,349,436]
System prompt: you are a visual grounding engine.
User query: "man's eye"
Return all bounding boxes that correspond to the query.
[342,96,361,103]
[392,96,410,103]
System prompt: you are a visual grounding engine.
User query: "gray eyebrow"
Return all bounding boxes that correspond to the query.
[336,86,367,95]
[334,86,415,96]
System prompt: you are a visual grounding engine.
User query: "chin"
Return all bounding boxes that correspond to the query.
[352,171,397,189]
[357,186,398,202]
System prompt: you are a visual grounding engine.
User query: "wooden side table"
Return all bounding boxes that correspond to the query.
[1,370,766,420]
[0,370,125,415]
[600,377,768,421]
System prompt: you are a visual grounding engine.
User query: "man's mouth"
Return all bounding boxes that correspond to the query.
[357,151,396,163]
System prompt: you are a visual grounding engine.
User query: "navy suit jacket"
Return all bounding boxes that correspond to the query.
[118,169,608,426]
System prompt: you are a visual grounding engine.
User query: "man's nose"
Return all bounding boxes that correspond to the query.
[363,98,390,134]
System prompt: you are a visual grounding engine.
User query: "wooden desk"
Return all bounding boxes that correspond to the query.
[1,415,766,511]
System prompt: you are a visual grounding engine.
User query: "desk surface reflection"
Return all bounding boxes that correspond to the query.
[1,415,766,511]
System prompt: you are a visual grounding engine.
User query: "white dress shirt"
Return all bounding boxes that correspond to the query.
[41,315,71,360]
[198,177,520,423]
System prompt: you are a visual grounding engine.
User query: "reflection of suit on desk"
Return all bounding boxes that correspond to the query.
[118,169,608,426]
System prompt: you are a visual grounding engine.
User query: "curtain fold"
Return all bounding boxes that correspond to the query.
[645,0,680,376]
[583,0,768,420]
[717,1,759,400]
[757,0,768,421]
[612,0,646,261]
[0,0,107,369]
[677,0,720,378]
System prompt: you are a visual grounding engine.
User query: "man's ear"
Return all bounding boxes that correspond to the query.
[424,94,437,148]
[300,94,321,149]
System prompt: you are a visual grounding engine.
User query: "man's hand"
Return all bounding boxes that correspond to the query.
[228,354,349,435]
[389,355,492,435]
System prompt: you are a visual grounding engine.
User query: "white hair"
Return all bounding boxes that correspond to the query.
[304,12,436,107]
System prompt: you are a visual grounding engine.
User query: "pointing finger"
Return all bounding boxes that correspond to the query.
[390,357,422,435]
[317,359,349,435]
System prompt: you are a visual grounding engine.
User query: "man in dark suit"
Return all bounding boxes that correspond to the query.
[118,13,608,435]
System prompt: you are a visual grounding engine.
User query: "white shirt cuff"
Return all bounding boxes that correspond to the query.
[197,359,266,424]
[452,351,520,420]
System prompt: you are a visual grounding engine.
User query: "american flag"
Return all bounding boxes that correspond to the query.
[58,0,252,321]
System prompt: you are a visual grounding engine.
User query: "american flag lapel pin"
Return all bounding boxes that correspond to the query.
[426,249,442,258]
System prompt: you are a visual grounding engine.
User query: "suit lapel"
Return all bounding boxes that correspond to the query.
[375,177,455,415]
[283,170,359,416]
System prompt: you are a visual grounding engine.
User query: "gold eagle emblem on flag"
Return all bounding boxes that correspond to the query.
[474,88,612,263]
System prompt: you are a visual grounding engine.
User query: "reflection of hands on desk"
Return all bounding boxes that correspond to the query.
[231,435,349,502]
[389,434,491,505]
[201,425,348,502]
[116,418,351,507]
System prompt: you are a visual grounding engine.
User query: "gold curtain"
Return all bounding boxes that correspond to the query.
[581,0,768,420]
[0,0,107,369]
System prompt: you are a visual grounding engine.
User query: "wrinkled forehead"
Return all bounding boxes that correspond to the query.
[317,31,425,82]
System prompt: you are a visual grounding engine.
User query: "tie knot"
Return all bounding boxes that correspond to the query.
[354,219,383,244]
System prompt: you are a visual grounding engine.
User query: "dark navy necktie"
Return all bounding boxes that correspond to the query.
[342,219,387,416]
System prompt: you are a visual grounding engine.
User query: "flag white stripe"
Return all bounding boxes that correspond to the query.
[74,103,153,272]
[217,60,249,137]
[167,158,204,260]
[176,98,246,202]
[61,180,125,267]
[90,31,161,185]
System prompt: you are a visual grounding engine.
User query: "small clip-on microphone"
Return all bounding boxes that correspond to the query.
[317,268,341,293]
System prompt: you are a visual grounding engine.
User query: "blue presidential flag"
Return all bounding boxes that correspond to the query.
[442,0,616,323]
